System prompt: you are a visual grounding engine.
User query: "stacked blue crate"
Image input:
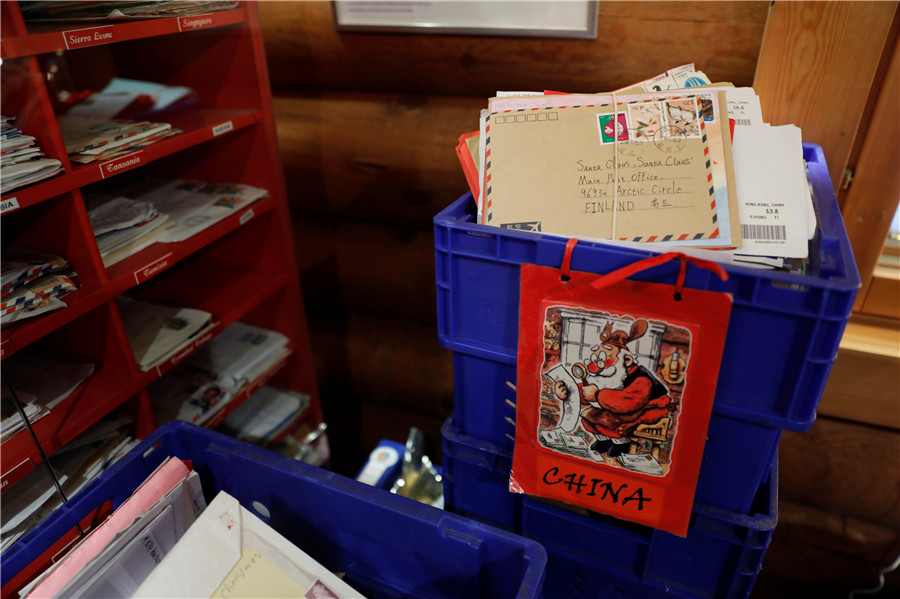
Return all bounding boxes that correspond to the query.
[435,143,859,598]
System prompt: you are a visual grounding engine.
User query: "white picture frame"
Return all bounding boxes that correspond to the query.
[332,1,599,39]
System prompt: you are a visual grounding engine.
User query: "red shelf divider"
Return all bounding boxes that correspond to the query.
[1,108,261,214]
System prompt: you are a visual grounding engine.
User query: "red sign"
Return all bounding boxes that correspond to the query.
[62,25,117,49]
[99,151,144,179]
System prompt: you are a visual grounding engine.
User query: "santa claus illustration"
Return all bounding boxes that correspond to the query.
[554,319,673,457]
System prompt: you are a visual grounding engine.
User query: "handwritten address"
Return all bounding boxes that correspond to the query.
[575,158,694,214]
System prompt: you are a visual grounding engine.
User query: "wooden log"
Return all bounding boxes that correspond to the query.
[779,416,900,527]
[305,309,454,422]
[758,500,900,593]
[273,92,481,226]
[291,215,439,324]
[260,1,768,96]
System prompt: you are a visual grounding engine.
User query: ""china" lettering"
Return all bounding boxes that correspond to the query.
[542,466,652,511]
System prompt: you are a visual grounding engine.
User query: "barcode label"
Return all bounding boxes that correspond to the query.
[742,224,786,241]
[734,119,752,126]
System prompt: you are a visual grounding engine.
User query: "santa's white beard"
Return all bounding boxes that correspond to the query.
[586,360,628,391]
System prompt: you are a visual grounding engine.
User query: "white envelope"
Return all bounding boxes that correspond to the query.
[132,490,364,598]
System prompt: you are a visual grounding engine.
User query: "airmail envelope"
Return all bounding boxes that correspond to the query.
[483,98,722,243]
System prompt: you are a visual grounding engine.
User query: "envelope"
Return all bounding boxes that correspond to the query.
[732,124,810,259]
[24,457,194,599]
[53,471,205,598]
[455,131,481,199]
[487,91,739,247]
[132,490,363,598]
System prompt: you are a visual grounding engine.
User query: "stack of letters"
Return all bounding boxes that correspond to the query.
[1,416,137,554]
[20,1,239,21]
[86,178,268,266]
[455,64,815,270]
[1,116,63,192]
[219,386,311,446]
[59,115,180,164]
[147,321,291,427]
[1,246,79,325]
[116,295,213,371]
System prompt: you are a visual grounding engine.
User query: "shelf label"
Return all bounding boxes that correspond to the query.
[134,252,173,285]
[99,151,144,179]
[212,121,234,137]
[178,14,216,31]
[62,25,117,50]
[1,459,34,493]
[0,197,19,215]
[156,323,219,376]
[239,208,254,225]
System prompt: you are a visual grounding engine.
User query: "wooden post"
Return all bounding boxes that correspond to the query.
[753,1,897,192]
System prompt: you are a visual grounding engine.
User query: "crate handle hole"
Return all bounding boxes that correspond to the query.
[142,442,161,459]
[252,501,270,519]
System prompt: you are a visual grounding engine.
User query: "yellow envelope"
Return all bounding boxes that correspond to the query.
[484,98,722,243]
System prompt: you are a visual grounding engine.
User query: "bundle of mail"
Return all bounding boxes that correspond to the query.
[116,295,213,371]
[16,457,360,599]
[1,246,79,325]
[86,178,269,267]
[455,64,816,270]
[59,114,181,164]
[218,385,311,445]
[147,320,291,427]
[1,116,64,192]
[1,415,137,554]
[20,0,239,21]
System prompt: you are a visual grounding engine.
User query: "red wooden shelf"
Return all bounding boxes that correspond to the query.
[1,194,278,360]
[0,4,323,590]
[1,266,291,489]
[0,108,262,214]
[1,8,247,59]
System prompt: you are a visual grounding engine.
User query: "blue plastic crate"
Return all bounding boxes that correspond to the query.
[522,456,778,599]
[442,414,521,532]
[441,394,782,516]
[434,143,859,432]
[3,421,547,599]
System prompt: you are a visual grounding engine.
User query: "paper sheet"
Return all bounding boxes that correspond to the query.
[133,490,364,598]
